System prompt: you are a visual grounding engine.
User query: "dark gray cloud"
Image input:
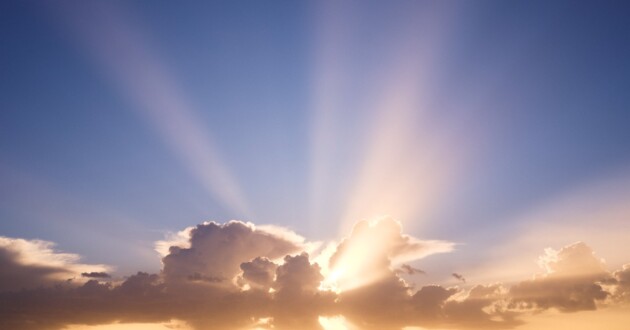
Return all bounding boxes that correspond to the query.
[81,272,111,279]
[452,272,466,283]
[396,264,426,276]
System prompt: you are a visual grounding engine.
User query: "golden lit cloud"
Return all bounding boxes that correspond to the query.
[322,217,453,292]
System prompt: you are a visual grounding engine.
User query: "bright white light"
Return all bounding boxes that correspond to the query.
[319,315,356,330]
[322,217,453,292]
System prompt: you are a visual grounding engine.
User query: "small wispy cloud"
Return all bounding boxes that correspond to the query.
[452,272,466,283]
[81,272,111,279]
[396,264,426,276]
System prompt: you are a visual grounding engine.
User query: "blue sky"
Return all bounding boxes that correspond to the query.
[1,0,630,280]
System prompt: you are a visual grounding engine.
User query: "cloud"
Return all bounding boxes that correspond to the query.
[452,273,466,283]
[154,226,194,258]
[272,253,335,330]
[396,264,426,276]
[0,271,167,330]
[186,272,224,283]
[411,285,458,322]
[536,242,607,277]
[442,284,519,329]
[0,222,629,330]
[238,257,277,290]
[0,236,110,291]
[330,217,454,268]
[161,221,305,286]
[274,253,323,293]
[604,264,630,304]
[338,271,412,330]
[81,272,111,279]
[324,217,454,291]
[509,242,609,312]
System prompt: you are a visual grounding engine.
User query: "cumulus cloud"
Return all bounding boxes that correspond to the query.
[272,253,335,330]
[537,242,607,277]
[609,264,630,303]
[0,222,629,330]
[238,257,277,290]
[509,242,609,312]
[161,221,304,286]
[154,226,195,257]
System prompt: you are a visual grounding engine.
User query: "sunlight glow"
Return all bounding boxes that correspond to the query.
[321,219,391,291]
[321,217,453,292]
[248,317,273,329]
[337,21,466,235]
[308,2,469,237]
[318,315,357,330]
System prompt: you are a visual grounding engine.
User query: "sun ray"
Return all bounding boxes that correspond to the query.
[50,2,252,218]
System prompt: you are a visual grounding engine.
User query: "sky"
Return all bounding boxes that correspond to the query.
[1,1,630,329]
